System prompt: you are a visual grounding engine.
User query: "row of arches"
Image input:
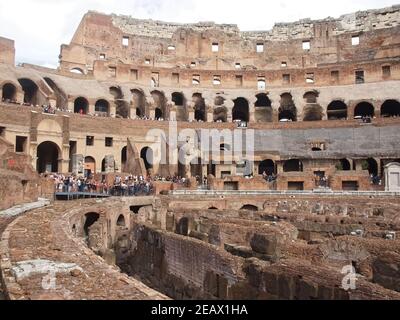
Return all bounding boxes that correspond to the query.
[73,97,110,115]
[36,141,156,175]
[257,158,381,175]
[35,140,392,179]
[3,81,399,121]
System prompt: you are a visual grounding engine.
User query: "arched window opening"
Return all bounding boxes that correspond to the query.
[84,156,96,178]
[18,78,38,105]
[36,141,59,173]
[381,100,400,118]
[141,147,154,171]
[255,93,272,123]
[279,93,297,122]
[354,102,374,118]
[362,158,378,176]
[337,159,351,171]
[193,93,206,122]
[240,205,258,211]
[155,108,163,120]
[74,97,88,114]
[121,147,127,169]
[172,92,185,106]
[232,97,249,122]
[151,90,167,120]
[95,99,109,116]
[131,89,146,118]
[117,214,126,227]
[327,101,348,120]
[83,212,100,238]
[283,159,303,172]
[259,160,275,175]
[2,83,17,102]
[70,68,84,75]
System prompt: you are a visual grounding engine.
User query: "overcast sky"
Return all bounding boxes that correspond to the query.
[0,0,398,67]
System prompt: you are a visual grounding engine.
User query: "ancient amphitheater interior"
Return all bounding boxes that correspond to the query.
[1,3,400,305]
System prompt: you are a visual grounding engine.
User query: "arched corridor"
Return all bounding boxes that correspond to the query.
[36,141,60,173]
[279,93,297,121]
[18,78,39,105]
[259,159,275,175]
[327,101,348,120]
[232,97,249,122]
[95,99,110,115]
[84,156,96,177]
[131,89,146,118]
[74,97,89,114]
[255,93,272,122]
[141,147,154,171]
[381,100,400,117]
[193,93,206,121]
[283,159,303,172]
[354,102,374,118]
[1,83,17,101]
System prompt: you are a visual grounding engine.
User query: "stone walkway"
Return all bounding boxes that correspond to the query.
[1,202,168,300]
[0,199,52,300]
[0,216,14,300]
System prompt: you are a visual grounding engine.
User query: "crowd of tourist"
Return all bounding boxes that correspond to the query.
[45,173,203,197]
[1,98,64,115]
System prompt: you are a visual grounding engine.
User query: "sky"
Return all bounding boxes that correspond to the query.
[0,0,398,67]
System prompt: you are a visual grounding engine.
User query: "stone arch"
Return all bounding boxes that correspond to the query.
[18,78,39,105]
[95,99,110,116]
[36,141,61,173]
[172,92,188,121]
[131,89,146,118]
[43,77,68,110]
[176,217,190,236]
[74,97,89,114]
[172,92,185,106]
[354,102,374,118]
[110,87,129,119]
[110,86,123,100]
[151,90,167,120]
[283,159,303,172]
[327,100,348,120]
[255,93,272,122]
[141,147,154,171]
[381,100,400,118]
[70,68,85,75]
[121,146,127,169]
[240,204,258,211]
[303,91,323,121]
[84,156,96,177]
[279,93,297,121]
[193,93,206,121]
[101,157,115,173]
[83,212,100,238]
[1,82,17,101]
[363,158,378,176]
[116,214,126,227]
[259,159,276,175]
[232,97,249,122]
[337,159,351,171]
[155,108,163,120]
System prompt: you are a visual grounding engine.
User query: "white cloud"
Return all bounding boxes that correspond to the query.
[0,0,398,66]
